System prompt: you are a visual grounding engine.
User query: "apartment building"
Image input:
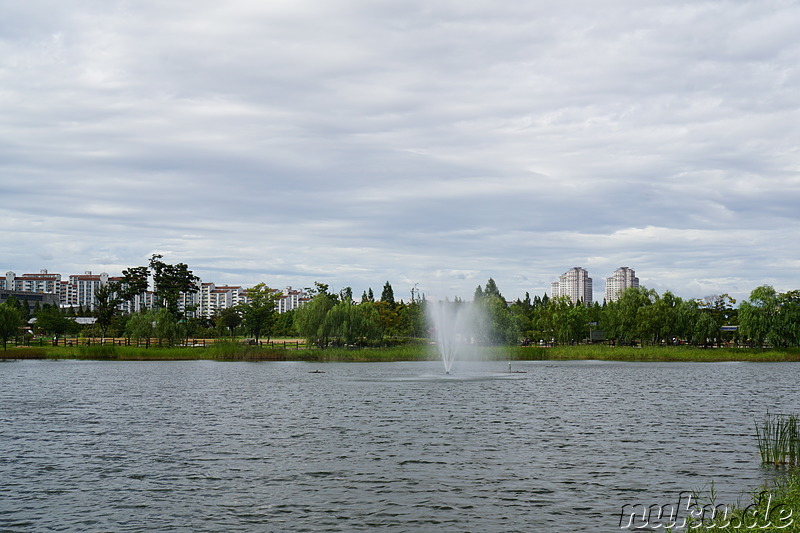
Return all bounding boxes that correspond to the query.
[3,270,64,300]
[550,267,593,306]
[273,287,311,314]
[196,283,245,318]
[604,267,639,303]
[66,271,110,311]
[4,267,308,316]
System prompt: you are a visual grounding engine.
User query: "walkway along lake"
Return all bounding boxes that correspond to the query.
[1,359,797,531]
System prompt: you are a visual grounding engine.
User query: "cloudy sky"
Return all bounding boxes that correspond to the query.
[2,0,799,303]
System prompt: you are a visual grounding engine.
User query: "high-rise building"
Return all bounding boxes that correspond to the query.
[67,271,109,311]
[604,267,639,302]
[550,267,593,306]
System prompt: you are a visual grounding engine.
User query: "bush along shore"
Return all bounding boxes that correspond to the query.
[3,342,800,362]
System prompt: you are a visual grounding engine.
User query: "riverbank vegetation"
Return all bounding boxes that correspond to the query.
[680,474,800,532]
[757,413,800,467]
[679,413,800,532]
[4,342,800,363]
[2,273,800,359]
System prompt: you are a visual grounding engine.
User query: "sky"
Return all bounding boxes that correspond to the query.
[2,0,799,303]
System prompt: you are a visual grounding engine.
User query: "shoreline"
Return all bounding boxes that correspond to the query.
[3,344,800,363]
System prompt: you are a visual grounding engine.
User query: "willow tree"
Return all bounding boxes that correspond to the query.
[294,285,337,348]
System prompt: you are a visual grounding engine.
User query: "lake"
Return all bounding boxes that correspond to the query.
[1,359,798,531]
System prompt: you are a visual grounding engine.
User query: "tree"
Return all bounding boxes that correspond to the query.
[149,254,200,317]
[473,285,484,302]
[483,291,520,345]
[94,282,120,338]
[339,286,354,305]
[118,266,150,308]
[216,307,242,337]
[35,305,72,341]
[483,278,503,300]
[380,281,395,307]
[294,286,337,348]
[374,300,402,336]
[324,299,381,346]
[601,286,658,345]
[240,283,280,342]
[125,310,155,343]
[739,285,778,347]
[155,308,183,346]
[273,309,297,337]
[0,303,22,350]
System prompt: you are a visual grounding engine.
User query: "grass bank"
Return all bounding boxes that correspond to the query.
[507,345,800,362]
[0,343,304,361]
[3,343,800,362]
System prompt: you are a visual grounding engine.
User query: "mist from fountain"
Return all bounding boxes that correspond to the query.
[426,300,485,374]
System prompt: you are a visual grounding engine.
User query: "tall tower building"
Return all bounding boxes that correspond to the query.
[551,267,593,306]
[604,267,639,302]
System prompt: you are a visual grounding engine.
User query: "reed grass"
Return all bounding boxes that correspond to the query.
[757,412,800,467]
[680,473,800,531]
[0,347,47,359]
[506,345,800,362]
[8,342,800,363]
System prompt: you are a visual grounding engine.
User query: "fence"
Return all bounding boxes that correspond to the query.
[8,337,306,350]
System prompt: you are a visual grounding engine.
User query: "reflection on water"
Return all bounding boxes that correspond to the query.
[1,359,798,532]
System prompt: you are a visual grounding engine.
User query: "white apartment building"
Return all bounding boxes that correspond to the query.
[273,287,311,313]
[604,267,639,303]
[67,271,109,311]
[3,270,63,300]
[550,267,593,306]
[4,267,310,316]
[195,283,245,318]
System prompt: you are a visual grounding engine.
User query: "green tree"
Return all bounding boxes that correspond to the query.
[483,278,503,300]
[739,285,779,347]
[602,286,658,345]
[400,300,427,338]
[294,287,337,348]
[0,303,22,350]
[273,309,297,337]
[125,310,155,343]
[155,308,183,346]
[118,266,150,308]
[94,282,120,338]
[374,300,402,336]
[216,307,242,338]
[324,299,382,346]
[240,283,280,342]
[149,254,199,317]
[483,292,520,345]
[35,305,72,341]
[777,290,800,346]
[547,296,587,345]
[339,286,354,304]
[380,281,395,307]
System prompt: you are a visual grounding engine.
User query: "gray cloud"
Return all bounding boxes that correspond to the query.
[1,0,799,302]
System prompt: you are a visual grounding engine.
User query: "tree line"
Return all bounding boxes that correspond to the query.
[3,258,799,350]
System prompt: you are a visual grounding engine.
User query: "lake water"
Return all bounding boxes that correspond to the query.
[1,359,798,532]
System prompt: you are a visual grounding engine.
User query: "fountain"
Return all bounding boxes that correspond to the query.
[426,300,484,374]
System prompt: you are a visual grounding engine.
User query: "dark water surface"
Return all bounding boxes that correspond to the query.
[1,359,798,532]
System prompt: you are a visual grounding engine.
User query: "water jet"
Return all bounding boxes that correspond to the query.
[426,300,484,374]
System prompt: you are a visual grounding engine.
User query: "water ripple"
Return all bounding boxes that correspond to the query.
[1,359,798,531]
